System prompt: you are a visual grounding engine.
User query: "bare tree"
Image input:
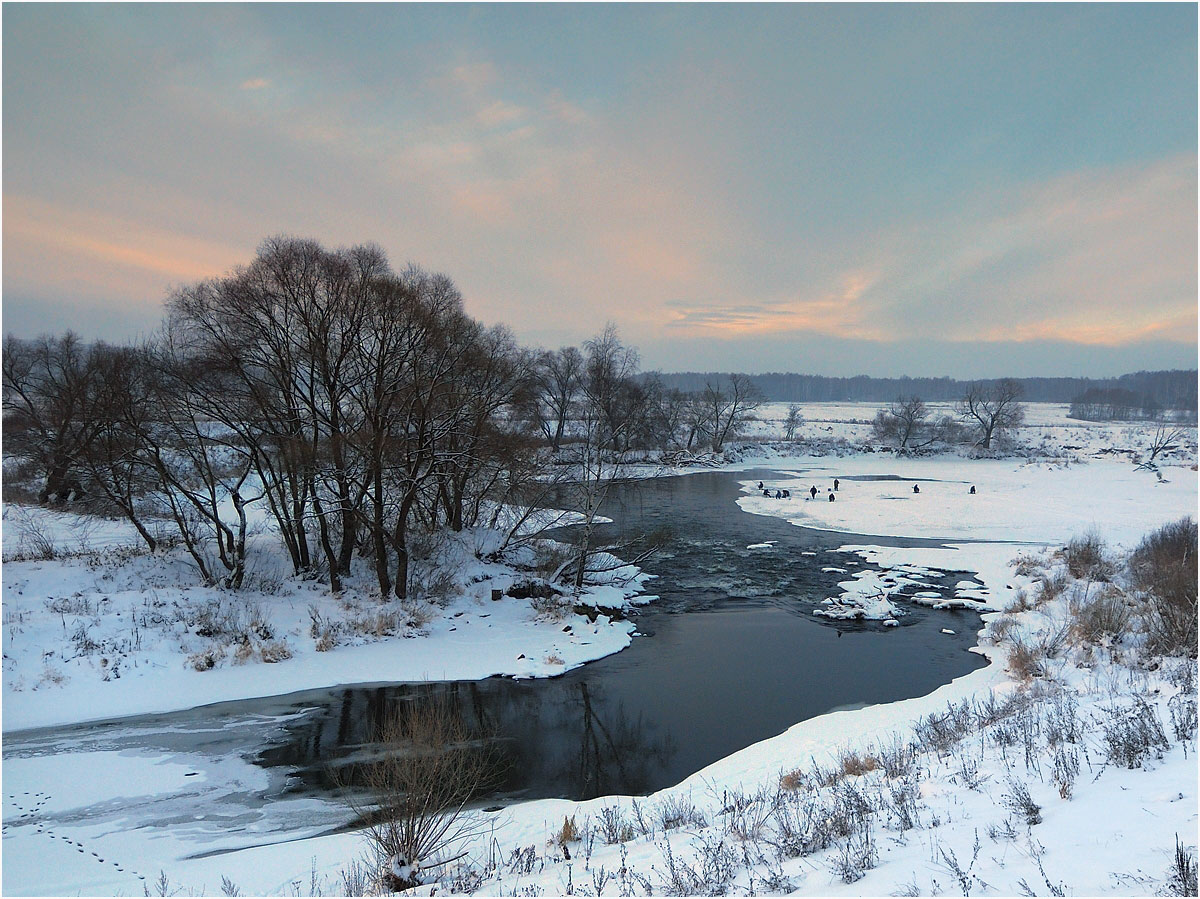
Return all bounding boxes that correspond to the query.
[957,379,1025,449]
[562,327,647,590]
[873,396,930,449]
[2,333,106,503]
[1141,422,1190,468]
[531,346,584,451]
[76,344,162,551]
[782,404,804,441]
[700,373,764,452]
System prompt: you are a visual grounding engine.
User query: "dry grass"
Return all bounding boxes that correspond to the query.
[1060,532,1116,582]
[838,750,882,778]
[1005,589,1031,613]
[258,640,293,663]
[1129,518,1198,658]
[779,769,807,791]
[555,815,579,846]
[1006,637,1048,682]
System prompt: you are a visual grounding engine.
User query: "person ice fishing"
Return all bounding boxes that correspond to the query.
[828,492,836,502]
[810,485,818,500]
[834,478,840,491]
[969,485,976,495]
[913,484,920,494]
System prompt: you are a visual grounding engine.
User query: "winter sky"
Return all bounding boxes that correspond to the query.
[3,3,1196,377]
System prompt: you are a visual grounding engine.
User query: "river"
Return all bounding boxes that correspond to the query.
[2,468,988,858]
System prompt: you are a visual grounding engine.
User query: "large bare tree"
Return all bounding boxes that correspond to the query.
[957,379,1026,449]
[2,333,107,503]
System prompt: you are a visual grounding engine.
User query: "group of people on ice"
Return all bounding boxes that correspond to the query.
[756,478,977,501]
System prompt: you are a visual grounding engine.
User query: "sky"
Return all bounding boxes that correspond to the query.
[3,3,1197,378]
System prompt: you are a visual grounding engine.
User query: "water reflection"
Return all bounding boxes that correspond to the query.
[259,677,677,802]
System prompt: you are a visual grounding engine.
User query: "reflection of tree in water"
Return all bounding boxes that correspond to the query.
[256,677,675,803]
[572,681,675,800]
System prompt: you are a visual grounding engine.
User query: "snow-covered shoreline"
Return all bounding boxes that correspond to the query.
[2,403,1196,896]
[1,519,655,733]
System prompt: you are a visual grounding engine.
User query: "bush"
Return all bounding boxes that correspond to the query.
[1067,587,1133,648]
[1062,532,1115,581]
[347,696,506,889]
[1100,698,1169,769]
[1000,777,1041,826]
[1129,518,1197,658]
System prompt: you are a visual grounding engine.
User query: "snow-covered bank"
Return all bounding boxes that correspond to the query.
[3,402,1196,895]
[737,457,1195,545]
[2,515,654,732]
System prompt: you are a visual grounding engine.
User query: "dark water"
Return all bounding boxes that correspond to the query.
[3,469,987,844]
[253,469,987,804]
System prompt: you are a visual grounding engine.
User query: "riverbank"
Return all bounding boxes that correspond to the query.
[1,520,654,733]
[2,404,1196,895]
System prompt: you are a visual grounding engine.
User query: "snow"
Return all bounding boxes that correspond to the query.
[2,524,653,732]
[3,402,1197,895]
[738,456,1195,545]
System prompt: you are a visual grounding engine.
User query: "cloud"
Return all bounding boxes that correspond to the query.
[665,271,888,339]
[3,195,246,296]
[239,77,270,90]
[851,154,1198,346]
[475,100,527,128]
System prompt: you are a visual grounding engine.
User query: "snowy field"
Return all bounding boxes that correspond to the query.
[2,402,1197,895]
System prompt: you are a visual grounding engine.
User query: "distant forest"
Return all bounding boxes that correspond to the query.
[651,369,1198,412]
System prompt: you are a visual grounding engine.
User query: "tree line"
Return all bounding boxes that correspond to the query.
[2,237,765,596]
[657,369,1198,411]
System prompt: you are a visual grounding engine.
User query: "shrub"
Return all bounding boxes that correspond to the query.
[986,614,1020,644]
[1067,587,1133,648]
[258,640,292,663]
[1129,518,1197,658]
[529,593,573,621]
[999,777,1041,826]
[1062,532,1115,582]
[1010,553,1045,578]
[1100,698,1169,769]
[657,794,707,831]
[346,696,506,890]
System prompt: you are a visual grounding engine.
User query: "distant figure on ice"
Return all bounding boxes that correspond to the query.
[810,485,818,500]
[913,484,920,494]
[969,485,976,495]
[782,489,791,498]
[828,492,836,502]
[763,488,772,497]
[757,481,764,489]
[775,490,783,499]
[834,478,840,491]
